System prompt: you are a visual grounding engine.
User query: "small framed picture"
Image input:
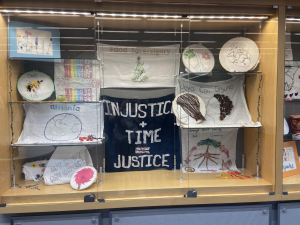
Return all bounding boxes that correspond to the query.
[283,141,300,178]
[9,21,60,58]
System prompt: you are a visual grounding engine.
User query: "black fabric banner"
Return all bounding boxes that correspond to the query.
[103,94,181,172]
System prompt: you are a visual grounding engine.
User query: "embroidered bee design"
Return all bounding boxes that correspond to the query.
[26,80,43,93]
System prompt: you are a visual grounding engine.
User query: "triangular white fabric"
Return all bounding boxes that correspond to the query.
[44,146,93,185]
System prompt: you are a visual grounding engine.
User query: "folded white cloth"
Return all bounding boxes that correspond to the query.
[22,160,48,182]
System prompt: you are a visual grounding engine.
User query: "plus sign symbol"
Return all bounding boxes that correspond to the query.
[139,121,147,128]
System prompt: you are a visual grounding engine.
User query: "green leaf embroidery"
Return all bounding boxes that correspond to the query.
[197,138,221,148]
[184,49,195,59]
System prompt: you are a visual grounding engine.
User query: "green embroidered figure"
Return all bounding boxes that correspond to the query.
[184,49,196,59]
[132,56,148,82]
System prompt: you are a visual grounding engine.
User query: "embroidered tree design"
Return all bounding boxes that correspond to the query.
[132,56,148,82]
[74,167,94,189]
[194,138,221,169]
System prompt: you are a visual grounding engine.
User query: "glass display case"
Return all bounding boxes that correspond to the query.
[0,1,283,213]
[282,5,300,200]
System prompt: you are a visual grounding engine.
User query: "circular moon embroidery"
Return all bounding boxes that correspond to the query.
[70,166,97,190]
[44,113,82,141]
[219,37,260,72]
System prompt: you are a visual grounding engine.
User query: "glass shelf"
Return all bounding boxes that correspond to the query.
[10,101,103,104]
[177,124,262,129]
[11,140,103,147]
[178,71,262,81]
[179,71,262,76]
[8,57,99,62]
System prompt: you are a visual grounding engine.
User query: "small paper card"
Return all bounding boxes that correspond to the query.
[9,21,60,58]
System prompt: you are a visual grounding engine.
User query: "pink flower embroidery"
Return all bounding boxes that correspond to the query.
[185,146,198,164]
[41,168,45,172]
[74,168,94,189]
[25,31,32,36]
[202,52,210,60]
[220,145,230,158]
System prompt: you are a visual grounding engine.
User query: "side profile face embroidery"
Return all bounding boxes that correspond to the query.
[213,94,234,121]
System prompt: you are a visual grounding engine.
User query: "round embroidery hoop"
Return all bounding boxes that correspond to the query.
[284,118,289,135]
[70,166,97,191]
[17,70,54,101]
[182,44,215,73]
[172,92,206,125]
[219,37,260,72]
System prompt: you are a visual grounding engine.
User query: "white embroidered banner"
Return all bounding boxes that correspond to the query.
[44,146,93,185]
[181,128,238,173]
[175,75,260,128]
[54,59,101,101]
[97,44,180,88]
[17,103,103,145]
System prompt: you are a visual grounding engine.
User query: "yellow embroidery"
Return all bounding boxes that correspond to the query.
[30,163,37,168]
[26,80,43,93]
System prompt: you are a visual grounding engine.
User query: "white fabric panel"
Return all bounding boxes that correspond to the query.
[44,146,93,185]
[181,128,238,173]
[17,103,103,144]
[285,66,300,99]
[54,59,101,101]
[97,43,180,88]
[175,75,260,128]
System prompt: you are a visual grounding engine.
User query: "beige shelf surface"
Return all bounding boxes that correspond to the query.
[2,169,272,205]
[283,173,300,192]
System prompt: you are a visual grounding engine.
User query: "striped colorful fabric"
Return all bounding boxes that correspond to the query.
[55,59,100,102]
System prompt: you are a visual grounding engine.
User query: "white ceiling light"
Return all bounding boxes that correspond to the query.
[0,9,91,16]
[287,18,300,21]
[188,15,268,19]
[96,12,182,18]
